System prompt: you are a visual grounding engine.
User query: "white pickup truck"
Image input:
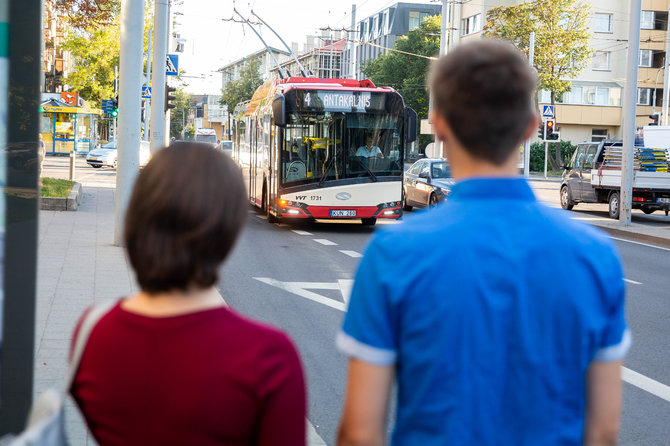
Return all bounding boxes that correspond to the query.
[560,130,670,218]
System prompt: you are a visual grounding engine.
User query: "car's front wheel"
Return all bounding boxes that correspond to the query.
[560,185,574,210]
[429,193,439,208]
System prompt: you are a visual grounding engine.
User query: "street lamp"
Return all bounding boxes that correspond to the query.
[653,62,665,116]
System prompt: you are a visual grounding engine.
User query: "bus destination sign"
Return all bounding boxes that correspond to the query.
[296,90,387,113]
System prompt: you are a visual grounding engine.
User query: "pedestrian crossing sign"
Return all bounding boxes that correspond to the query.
[542,105,555,118]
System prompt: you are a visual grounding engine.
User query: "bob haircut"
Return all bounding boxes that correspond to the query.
[124,142,247,294]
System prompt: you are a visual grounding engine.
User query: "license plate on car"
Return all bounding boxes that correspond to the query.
[658,197,670,204]
[89,157,97,161]
[330,209,356,217]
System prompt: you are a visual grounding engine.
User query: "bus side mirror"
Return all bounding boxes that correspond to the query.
[273,94,286,128]
[405,107,417,143]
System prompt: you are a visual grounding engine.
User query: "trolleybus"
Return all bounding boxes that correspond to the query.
[232,77,417,225]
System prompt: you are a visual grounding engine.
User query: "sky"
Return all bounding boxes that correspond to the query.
[171,0,439,94]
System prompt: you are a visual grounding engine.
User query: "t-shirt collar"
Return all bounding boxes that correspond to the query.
[449,177,536,201]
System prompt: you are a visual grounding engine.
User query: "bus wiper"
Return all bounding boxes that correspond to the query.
[361,162,378,182]
[318,158,336,187]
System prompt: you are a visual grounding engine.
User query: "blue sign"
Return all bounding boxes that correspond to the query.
[166,54,179,76]
[101,99,114,112]
[141,86,152,98]
[542,105,555,118]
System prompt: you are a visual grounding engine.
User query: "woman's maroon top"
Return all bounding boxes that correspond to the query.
[70,302,306,446]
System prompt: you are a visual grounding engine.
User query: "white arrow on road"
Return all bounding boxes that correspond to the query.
[253,278,353,312]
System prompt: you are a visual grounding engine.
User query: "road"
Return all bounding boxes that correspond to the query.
[43,158,670,444]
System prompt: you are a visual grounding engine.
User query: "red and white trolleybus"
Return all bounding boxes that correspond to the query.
[232,77,417,225]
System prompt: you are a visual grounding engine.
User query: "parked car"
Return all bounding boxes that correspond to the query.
[403,158,454,210]
[86,140,151,169]
[219,140,233,152]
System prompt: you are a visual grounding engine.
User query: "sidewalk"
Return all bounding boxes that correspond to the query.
[35,158,326,445]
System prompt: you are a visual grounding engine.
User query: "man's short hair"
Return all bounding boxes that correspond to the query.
[124,142,247,293]
[430,38,537,165]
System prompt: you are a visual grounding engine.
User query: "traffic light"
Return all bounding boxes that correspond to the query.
[165,85,176,112]
[538,120,545,140]
[545,119,559,141]
[649,113,660,125]
[111,96,119,117]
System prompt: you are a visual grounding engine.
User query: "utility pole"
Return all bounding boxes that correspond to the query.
[329,29,334,78]
[662,5,670,125]
[150,0,169,154]
[164,0,172,146]
[450,0,461,50]
[621,0,642,226]
[436,0,450,158]
[143,27,152,141]
[112,65,118,141]
[524,31,535,178]
[350,4,356,79]
[114,0,144,245]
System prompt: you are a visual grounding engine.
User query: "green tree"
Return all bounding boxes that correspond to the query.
[170,88,193,138]
[220,57,264,113]
[362,15,440,149]
[54,0,120,29]
[60,22,120,106]
[484,0,591,168]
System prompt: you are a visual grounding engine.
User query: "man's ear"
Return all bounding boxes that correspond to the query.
[431,111,449,143]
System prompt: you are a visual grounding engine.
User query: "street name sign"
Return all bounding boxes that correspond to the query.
[101,99,114,113]
[542,105,555,118]
[166,54,178,76]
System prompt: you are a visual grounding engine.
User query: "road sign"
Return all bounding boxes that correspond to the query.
[141,86,151,98]
[166,54,178,76]
[542,105,555,118]
[101,99,114,112]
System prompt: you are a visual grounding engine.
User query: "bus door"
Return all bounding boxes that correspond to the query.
[249,119,257,203]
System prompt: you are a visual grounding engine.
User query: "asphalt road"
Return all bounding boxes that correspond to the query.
[219,206,670,445]
[43,158,670,444]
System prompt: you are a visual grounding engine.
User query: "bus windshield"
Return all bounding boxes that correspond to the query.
[195,134,217,145]
[281,111,403,185]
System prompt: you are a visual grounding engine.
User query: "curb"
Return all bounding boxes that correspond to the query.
[590,223,670,249]
[40,182,82,211]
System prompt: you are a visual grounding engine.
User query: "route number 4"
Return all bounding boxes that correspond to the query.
[305,92,311,106]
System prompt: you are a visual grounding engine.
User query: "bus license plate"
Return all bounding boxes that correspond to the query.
[331,209,356,217]
[658,197,670,204]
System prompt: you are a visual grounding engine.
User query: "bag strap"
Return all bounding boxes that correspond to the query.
[63,300,117,392]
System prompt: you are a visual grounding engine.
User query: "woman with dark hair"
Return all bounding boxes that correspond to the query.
[70,142,306,445]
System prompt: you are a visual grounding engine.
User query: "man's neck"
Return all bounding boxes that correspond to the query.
[447,144,519,180]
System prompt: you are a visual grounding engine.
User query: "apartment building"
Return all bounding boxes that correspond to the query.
[342,2,442,80]
[42,0,73,93]
[271,38,347,79]
[459,0,670,144]
[219,47,290,90]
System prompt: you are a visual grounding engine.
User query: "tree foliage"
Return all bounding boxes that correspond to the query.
[60,21,120,106]
[484,0,591,168]
[54,0,120,29]
[170,88,193,138]
[220,57,264,113]
[363,15,440,121]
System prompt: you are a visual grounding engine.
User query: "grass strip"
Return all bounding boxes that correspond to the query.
[41,178,75,198]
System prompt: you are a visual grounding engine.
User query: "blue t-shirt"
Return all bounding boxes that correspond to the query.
[337,177,630,446]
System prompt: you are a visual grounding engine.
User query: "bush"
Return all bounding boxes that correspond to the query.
[530,140,578,172]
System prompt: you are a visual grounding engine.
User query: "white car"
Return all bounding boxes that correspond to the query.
[86,141,151,169]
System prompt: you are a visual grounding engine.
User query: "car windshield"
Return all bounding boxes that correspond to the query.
[431,162,451,178]
[195,134,217,144]
[100,141,117,150]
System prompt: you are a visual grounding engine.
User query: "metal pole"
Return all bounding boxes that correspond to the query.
[662,5,670,125]
[436,0,450,158]
[350,4,356,79]
[112,65,118,141]
[621,0,642,226]
[329,30,333,78]
[164,1,172,146]
[450,0,461,50]
[524,31,535,178]
[544,140,548,179]
[653,66,662,116]
[143,27,152,141]
[114,0,144,245]
[150,0,168,154]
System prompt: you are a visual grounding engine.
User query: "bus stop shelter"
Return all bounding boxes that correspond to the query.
[39,98,101,154]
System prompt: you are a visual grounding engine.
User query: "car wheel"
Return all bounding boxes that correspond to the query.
[560,185,574,210]
[91,165,102,169]
[608,191,620,219]
[402,188,413,211]
[361,217,377,226]
[641,206,655,215]
[429,193,438,208]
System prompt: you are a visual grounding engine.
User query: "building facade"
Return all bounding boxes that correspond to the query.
[42,0,73,93]
[272,38,347,79]
[220,47,290,90]
[460,0,670,144]
[342,2,442,80]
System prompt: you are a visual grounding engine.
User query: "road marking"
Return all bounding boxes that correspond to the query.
[340,250,363,258]
[610,236,670,252]
[623,278,642,285]
[255,214,265,219]
[292,229,313,236]
[623,367,670,403]
[308,420,327,445]
[313,238,338,246]
[253,277,351,311]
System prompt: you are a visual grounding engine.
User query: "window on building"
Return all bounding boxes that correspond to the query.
[641,11,654,29]
[553,85,621,106]
[637,87,651,105]
[462,14,481,36]
[409,11,420,30]
[373,15,379,39]
[420,12,431,23]
[594,13,612,33]
[640,11,668,30]
[639,49,653,67]
[383,10,389,35]
[592,129,608,142]
[592,51,610,70]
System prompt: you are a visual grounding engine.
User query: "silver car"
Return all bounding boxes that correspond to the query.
[86,141,151,169]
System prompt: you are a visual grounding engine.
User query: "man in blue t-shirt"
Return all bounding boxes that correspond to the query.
[336,39,629,446]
